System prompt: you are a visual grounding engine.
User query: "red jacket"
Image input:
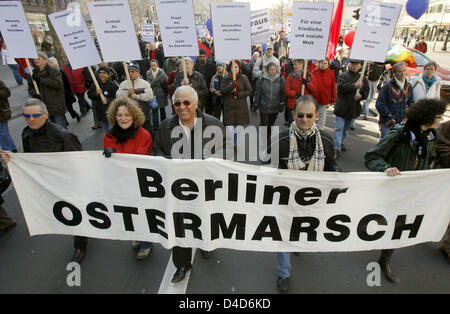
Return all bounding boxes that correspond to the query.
[64,66,87,94]
[104,127,153,155]
[414,42,427,54]
[284,72,316,109]
[311,68,336,106]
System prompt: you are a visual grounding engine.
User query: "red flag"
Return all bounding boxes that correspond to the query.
[198,40,211,58]
[326,0,344,60]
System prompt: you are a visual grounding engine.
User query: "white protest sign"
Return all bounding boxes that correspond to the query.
[141,24,155,43]
[350,0,402,62]
[48,8,101,70]
[285,18,292,34]
[154,0,198,57]
[87,0,141,62]
[251,9,272,45]
[8,152,450,253]
[0,1,38,59]
[211,3,251,61]
[290,2,333,60]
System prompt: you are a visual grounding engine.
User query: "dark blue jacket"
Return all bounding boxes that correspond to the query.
[375,78,414,125]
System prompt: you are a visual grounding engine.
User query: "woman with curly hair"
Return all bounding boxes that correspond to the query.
[364,98,447,283]
[104,96,154,260]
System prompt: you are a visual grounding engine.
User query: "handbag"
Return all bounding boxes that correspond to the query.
[149,97,158,110]
[0,165,11,195]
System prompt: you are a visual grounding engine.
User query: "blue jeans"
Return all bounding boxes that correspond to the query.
[379,123,392,140]
[362,81,377,117]
[100,120,110,133]
[333,116,352,151]
[8,64,22,84]
[152,107,167,129]
[50,115,67,129]
[277,252,291,279]
[0,122,17,151]
[139,241,153,249]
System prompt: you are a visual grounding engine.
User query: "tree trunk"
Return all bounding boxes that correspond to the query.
[43,0,67,68]
[442,27,450,51]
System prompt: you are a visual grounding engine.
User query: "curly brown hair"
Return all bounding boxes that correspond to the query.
[106,96,146,128]
[406,98,447,126]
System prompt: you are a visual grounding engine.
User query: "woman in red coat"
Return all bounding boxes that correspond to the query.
[311,58,336,130]
[284,59,316,126]
[104,96,153,259]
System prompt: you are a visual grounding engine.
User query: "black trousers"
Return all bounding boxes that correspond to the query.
[260,112,279,151]
[74,236,88,249]
[172,246,192,268]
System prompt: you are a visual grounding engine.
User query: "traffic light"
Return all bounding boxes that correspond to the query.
[353,8,360,20]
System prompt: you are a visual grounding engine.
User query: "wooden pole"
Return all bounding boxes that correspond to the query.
[123,61,132,87]
[301,59,308,96]
[182,57,188,81]
[355,60,368,98]
[88,66,107,105]
[231,60,236,81]
[26,59,40,95]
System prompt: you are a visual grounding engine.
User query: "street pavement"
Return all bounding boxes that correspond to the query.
[0,64,449,294]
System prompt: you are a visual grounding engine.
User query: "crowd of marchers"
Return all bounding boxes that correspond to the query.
[0,30,449,292]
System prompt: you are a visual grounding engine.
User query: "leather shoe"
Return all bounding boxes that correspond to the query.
[171,264,192,283]
[440,247,450,264]
[0,221,17,236]
[341,144,347,151]
[200,250,211,259]
[72,248,86,264]
[277,277,289,292]
[378,257,400,283]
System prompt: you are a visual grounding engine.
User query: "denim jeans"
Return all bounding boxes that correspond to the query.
[362,81,377,117]
[316,105,327,130]
[152,107,167,129]
[100,120,110,133]
[8,64,22,84]
[0,122,17,151]
[139,241,154,249]
[333,116,352,151]
[277,252,291,279]
[379,123,392,140]
[50,115,67,129]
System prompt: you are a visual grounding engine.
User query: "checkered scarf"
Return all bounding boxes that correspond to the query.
[287,122,325,171]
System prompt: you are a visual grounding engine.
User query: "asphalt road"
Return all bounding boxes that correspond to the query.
[0,65,449,294]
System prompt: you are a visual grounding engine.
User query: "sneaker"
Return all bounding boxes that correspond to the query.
[136,247,152,260]
[349,126,355,130]
[277,277,289,292]
[363,116,368,120]
[341,144,347,152]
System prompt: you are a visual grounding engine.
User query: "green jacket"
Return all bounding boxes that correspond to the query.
[365,124,436,172]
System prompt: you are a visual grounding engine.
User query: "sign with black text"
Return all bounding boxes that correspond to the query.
[290,2,333,60]
[251,9,271,45]
[8,152,450,253]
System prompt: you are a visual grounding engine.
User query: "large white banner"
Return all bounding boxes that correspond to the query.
[8,152,450,253]
[154,0,199,57]
[48,8,102,70]
[87,0,141,62]
[290,2,333,60]
[211,3,252,61]
[251,9,272,45]
[350,0,402,62]
[0,1,38,59]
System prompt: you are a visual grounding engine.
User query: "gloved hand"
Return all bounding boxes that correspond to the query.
[302,78,309,86]
[32,94,42,100]
[279,104,285,113]
[250,104,258,112]
[32,72,40,82]
[103,147,116,158]
[384,119,396,128]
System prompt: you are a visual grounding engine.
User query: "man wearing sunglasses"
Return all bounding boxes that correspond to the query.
[0,98,87,263]
[270,95,339,292]
[153,86,232,284]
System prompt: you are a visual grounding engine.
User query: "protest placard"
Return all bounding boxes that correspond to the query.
[9,152,450,253]
[154,0,199,57]
[141,24,155,43]
[350,0,402,62]
[211,3,251,61]
[87,0,141,62]
[0,1,38,59]
[251,9,272,45]
[48,8,101,70]
[289,1,333,60]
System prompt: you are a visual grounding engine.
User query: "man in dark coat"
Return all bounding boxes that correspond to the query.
[333,59,369,159]
[28,52,67,128]
[0,98,87,263]
[152,86,232,284]
[174,58,208,112]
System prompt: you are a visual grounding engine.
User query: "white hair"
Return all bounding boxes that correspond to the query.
[172,85,199,105]
[47,57,59,69]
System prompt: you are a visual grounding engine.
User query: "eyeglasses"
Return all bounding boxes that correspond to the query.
[23,113,43,118]
[296,113,315,119]
[174,100,192,107]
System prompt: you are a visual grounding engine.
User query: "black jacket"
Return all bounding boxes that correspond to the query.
[334,70,369,120]
[153,109,232,160]
[87,78,119,121]
[274,129,339,171]
[22,120,82,153]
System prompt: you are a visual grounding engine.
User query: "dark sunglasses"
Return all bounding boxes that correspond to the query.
[23,113,43,118]
[296,113,314,119]
[174,100,192,107]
